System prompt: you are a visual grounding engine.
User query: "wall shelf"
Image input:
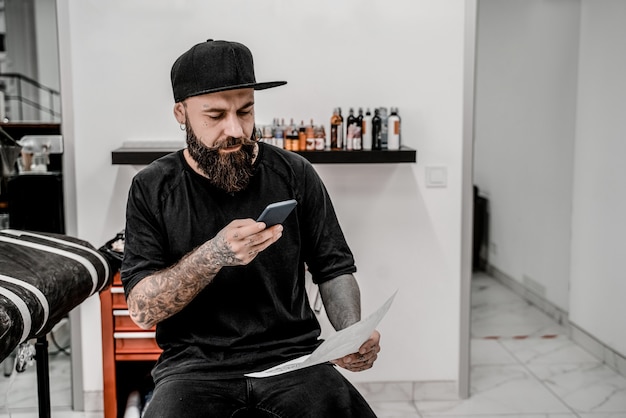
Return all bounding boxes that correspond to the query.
[111,145,417,165]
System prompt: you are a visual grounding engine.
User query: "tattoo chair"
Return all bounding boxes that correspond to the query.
[0,229,115,418]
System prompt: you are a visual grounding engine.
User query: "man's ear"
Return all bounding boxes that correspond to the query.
[173,102,185,124]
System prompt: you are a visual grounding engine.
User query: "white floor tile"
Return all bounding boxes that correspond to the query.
[421,415,578,418]
[471,302,567,339]
[471,339,518,365]
[529,362,626,414]
[355,381,414,402]
[369,401,422,417]
[471,273,525,308]
[471,275,568,339]
[500,335,600,365]
[0,353,72,410]
[415,364,571,415]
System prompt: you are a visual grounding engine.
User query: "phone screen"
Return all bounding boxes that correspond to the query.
[256,199,297,227]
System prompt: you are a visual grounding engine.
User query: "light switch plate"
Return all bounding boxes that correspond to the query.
[426,166,447,188]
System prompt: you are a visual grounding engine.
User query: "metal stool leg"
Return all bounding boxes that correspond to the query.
[35,336,51,418]
[2,350,15,377]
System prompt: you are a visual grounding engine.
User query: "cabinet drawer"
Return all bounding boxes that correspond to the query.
[111,287,128,309]
[113,310,156,332]
[114,332,161,354]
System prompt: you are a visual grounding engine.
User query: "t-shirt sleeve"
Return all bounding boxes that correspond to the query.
[120,172,168,297]
[298,162,356,284]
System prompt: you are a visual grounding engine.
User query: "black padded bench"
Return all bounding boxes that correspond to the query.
[0,229,115,418]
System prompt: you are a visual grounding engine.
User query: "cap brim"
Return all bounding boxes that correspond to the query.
[178,81,287,101]
[253,81,287,90]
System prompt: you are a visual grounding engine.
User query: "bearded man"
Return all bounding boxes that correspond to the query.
[121,39,380,417]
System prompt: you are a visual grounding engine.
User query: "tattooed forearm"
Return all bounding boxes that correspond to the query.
[210,232,241,266]
[318,274,361,331]
[127,232,238,329]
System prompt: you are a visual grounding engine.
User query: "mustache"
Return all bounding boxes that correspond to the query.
[208,134,257,152]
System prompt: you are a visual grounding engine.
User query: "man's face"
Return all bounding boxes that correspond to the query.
[175,88,257,193]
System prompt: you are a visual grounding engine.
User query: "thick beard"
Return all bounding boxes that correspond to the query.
[185,124,256,193]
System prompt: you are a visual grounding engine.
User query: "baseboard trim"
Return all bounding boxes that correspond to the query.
[486,265,570,327]
[569,321,626,378]
[82,390,104,412]
[484,264,626,378]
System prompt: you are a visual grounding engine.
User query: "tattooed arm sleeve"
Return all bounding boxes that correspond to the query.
[318,273,361,331]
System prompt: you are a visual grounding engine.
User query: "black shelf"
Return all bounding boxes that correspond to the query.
[111,145,416,165]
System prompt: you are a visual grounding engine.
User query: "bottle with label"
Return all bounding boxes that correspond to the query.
[387,107,401,150]
[346,108,357,151]
[287,126,299,151]
[276,118,285,149]
[262,125,273,145]
[306,119,316,150]
[314,124,326,150]
[372,108,382,150]
[287,118,295,138]
[330,108,344,150]
[379,107,388,150]
[325,118,331,150]
[337,107,344,149]
[298,120,307,151]
[355,108,364,151]
[362,108,372,150]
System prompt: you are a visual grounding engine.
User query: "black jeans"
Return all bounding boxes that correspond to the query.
[142,364,377,417]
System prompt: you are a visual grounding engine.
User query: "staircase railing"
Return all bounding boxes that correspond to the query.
[0,73,61,122]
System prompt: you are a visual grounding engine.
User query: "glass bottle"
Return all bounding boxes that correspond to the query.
[330,108,344,150]
[298,120,307,151]
[346,108,356,151]
[362,108,372,150]
[372,108,382,150]
[354,108,364,150]
[379,107,388,150]
[387,107,401,150]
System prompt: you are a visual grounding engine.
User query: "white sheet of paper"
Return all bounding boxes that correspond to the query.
[245,290,397,378]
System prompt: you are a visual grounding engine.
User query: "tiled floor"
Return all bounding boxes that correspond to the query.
[465,275,626,417]
[366,273,626,418]
[1,272,625,417]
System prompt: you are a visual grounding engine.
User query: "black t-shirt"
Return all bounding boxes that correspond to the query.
[121,143,356,382]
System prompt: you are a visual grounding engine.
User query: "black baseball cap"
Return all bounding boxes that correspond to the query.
[171,39,287,102]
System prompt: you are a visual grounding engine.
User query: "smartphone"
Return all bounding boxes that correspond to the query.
[256,199,297,227]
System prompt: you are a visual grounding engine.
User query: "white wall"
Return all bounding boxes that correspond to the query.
[570,0,626,357]
[474,0,626,360]
[58,0,469,405]
[473,0,580,311]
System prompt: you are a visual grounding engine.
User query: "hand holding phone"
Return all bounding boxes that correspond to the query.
[256,199,297,227]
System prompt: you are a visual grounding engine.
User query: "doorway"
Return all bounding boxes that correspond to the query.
[469,0,580,396]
